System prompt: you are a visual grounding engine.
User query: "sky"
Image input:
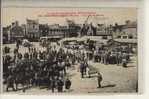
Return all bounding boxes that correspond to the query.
[2,7,137,27]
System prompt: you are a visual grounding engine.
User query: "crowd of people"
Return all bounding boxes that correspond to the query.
[3,43,76,92]
[3,40,132,92]
[93,48,130,67]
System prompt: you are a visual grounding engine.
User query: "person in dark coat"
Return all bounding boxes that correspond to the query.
[80,62,84,78]
[122,53,127,68]
[16,41,19,50]
[84,60,88,75]
[65,78,71,90]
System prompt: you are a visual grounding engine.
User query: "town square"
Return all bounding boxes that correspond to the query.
[2,8,138,94]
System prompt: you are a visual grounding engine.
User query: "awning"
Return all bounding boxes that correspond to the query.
[114,39,137,44]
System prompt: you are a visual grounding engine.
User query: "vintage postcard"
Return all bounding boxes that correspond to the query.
[1,1,139,95]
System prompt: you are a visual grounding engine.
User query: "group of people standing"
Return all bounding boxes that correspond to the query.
[93,49,130,67]
[3,43,75,92]
[3,40,132,93]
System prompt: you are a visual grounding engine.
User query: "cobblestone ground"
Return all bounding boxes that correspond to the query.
[2,43,138,94]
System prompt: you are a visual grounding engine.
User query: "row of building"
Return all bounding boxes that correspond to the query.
[2,19,137,44]
[3,19,81,43]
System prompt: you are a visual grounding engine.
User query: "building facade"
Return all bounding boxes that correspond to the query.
[47,24,67,39]
[112,21,137,39]
[10,21,24,42]
[26,19,39,41]
[2,26,11,43]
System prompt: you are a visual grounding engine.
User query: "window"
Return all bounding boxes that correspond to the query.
[102,36,108,39]
[123,36,127,39]
[129,35,133,39]
[117,36,121,39]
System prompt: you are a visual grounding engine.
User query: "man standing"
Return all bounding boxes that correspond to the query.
[122,53,127,68]
[65,78,71,91]
[84,60,88,75]
[80,61,84,78]
[97,72,103,88]
[16,40,19,50]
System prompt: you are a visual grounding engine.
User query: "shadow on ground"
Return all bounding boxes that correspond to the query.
[101,84,116,88]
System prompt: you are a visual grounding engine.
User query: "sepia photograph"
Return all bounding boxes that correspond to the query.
[1,7,138,94]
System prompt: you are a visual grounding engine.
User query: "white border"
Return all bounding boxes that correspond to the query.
[2,0,138,8]
[1,0,147,98]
